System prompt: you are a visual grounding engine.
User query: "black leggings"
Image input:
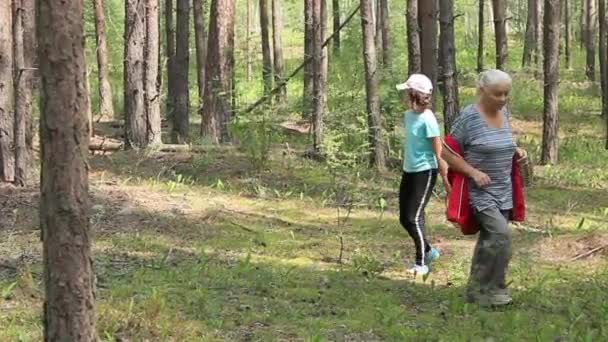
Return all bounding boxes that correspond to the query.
[399,169,438,266]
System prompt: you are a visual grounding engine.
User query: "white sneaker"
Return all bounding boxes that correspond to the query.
[407,264,429,276]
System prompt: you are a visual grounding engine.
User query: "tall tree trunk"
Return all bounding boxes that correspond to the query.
[477,0,485,72]
[406,0,421,75]
[145,0,162,145]
[13,0,35,186]
[600,0,608,121]
[260,0,273,96]
[375,0,382,62]
[194,0,207,116]
[492,0,508,70]
[440,0,460,133]
[0,1,15,183]
[582,0,587,49]
[586,0,597,81]
[201,0,235,143]
[541,0,561,165]
[172,0,190,143]
[93,0,115,119]
[38,0,96,339]
[247,0,253,81]
[523,0,537,67]
[304,0,314,118]
[379,0,391,69]
[565,0,571,69]
[312,0,327,152]
[534,0,543,66]
[272,0,286,103]
[360,0,386,171]
[418,0,438,104]
[333,0,340,52]
[165,0,176,120]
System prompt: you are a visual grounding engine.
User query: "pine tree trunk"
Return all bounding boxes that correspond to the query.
[360,0,386,171]
[477,0,484,72]
[194,0,207,115]
[272,0,286,103]
[375,0,383,63]
[333,0,340,52]
[541,0,561,165]
[145,0,162,145]
[247,0,253,80]
[93,0,115,119]
[534,0,543,66]
[12,0,35,186]
[312,0,327,152]
[440,0,460,133]
[523,0,537,67]
[1,1,15,183]
[582,0,587,48]
[303,0,314,117]
[379,0,391,69]
[599,0,608,121]
[165,0,176,119]
[172,0,190,143]
[419,0,438,104]
[565,0,571,69]
[586,0,597,81]
[260,0,273,95]
[492,0,508,70]
[201,0,235,143]
[38,0,96,339]
[406,0,421,75]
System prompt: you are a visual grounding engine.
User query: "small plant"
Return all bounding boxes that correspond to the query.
[230,108,280,170]
[352,250,384,278]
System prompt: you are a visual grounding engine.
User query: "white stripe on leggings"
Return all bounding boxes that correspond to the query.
[415,170,433,266]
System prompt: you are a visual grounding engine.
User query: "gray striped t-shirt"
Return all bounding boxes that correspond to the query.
[450,104,516,211]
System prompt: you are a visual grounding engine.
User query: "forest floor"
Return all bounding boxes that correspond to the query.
[1,86,608,340]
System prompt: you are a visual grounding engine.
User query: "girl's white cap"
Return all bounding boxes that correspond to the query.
[396,74,433,94]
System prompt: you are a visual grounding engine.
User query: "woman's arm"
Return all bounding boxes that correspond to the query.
[431,137,450,192]
[441,146,491,188]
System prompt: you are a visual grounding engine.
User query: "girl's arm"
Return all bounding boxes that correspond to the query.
[431,137,450,193]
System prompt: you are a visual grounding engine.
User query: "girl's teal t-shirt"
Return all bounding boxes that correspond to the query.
[403,109,441,172]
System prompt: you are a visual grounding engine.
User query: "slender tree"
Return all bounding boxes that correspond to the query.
[247,0,253,80]
[419,0,438,104]
[201,0,235,143]
[379,0,391,69]
[333,0,340,52]
[541,0,561,164]
[272,0,286,103]
[144,0,162,145]
[312,0,327,152]
[360,0,386,171]
[600,0,608,126]
[194,0,208,115]
[172,0,190,142]
[565,0,571,69]
[93,0,114,118]
[492,0,508,70]
[165,0,176,118]
[0,1,15,183]
[303,0,314,117]
[406,0,421,75]
[585,0,596,80]
[260,0,273,95]
[38,0,96,339]
[523,0,537,67]
[477,0,485,72]
[440,0,460,133]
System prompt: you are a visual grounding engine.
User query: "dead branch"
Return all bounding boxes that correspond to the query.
[571,244,608,261]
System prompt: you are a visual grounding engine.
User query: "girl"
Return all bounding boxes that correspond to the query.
[396,74,449,276]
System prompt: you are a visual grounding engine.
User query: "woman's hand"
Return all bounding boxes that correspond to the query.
[515,147,527,161]
[438,159,451,193]
[471,169,491,187]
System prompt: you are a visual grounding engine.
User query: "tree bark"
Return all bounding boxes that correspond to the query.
[172,0,190,143]
[312,0,327,152]
[303,0,314,117]
[586,0,597,81]
[523,0,537,67]
[0,1,15,183]
[145,0,162,145]
[477,0,485,72]
[406,0,421,75]
[93,0,115,119]
[379,0,391,69]
[165,0,176,119]
[194,0,208,116]
[492,0,508,70]
[38,0,96,339]
[375,0,382,64]
[534,0,543,66]
[360,0,386,171]
[247,0,253,81]
[201,0,235,143]
[260,0,273,96]
[272,0,286,103]
[565,0,571,69]
[541,0,561,165]
[600,0,608,122]
[13,0,35,186]
[333,0,340,52]
[582,0,587,49]
[439,0,460,133]
[418,0,438,104]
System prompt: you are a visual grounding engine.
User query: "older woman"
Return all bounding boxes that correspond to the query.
[442,69,525,306]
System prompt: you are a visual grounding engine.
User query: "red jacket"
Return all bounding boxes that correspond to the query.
[444,135,526,235]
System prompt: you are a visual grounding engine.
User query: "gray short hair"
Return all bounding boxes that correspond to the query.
[477,69,512,89]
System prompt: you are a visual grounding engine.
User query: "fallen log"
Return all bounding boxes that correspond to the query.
[88,141,236,154]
